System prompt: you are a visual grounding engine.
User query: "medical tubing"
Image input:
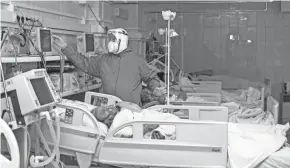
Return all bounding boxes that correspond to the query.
[58,51,65,100]
[50,115,60,164]
[29,116,60,167]
[1,29,9,48]
[44,116,60,165]
[0,55,12,121]
[30,118,60,167]
[18,125,32,167]
[35,122,52,155]
[7,35,19,67]
[29,122,54,167]
[114,58,121,97]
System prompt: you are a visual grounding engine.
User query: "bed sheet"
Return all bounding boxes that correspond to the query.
[220,87,276,125]
[256,146,290,168]
[227,123,289,168]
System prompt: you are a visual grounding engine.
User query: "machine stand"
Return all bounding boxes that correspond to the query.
[76,152,93,168]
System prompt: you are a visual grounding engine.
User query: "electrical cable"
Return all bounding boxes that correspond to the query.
[0,30,13,121]
[87,4,108,32]
[7,35,19,70]
[29,115,60,167]
[16,16,46,69]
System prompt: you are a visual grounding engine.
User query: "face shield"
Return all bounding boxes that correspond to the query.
[105,28,129,54]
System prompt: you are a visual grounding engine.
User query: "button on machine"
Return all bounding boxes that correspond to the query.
[64,109,74,124]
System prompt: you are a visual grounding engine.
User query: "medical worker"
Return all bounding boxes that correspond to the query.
[52,28,165,106]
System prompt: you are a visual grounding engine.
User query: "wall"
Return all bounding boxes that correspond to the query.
[110,2,146,57]
[140,1,290,98]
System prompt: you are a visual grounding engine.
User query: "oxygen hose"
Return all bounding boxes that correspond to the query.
[29,113,60,167]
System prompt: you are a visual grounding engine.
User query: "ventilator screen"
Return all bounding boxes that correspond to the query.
[85,33,95,52]
[40,29,52,52]
[30,78,54,105]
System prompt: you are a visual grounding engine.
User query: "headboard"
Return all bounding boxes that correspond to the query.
[266,96,279,124]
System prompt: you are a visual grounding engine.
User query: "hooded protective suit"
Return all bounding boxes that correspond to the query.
[61,28,160,106]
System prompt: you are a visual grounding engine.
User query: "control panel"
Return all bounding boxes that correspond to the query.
[91,96,108,107]
[64,108,74,124]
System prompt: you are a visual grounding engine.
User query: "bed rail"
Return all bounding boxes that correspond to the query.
[170,92,221,105]
[179,81,222,93]
[148,105,228,122]
[186,92,221,102]
[267,96,279,124]
[170,101,219,106]
[98,120,228,168]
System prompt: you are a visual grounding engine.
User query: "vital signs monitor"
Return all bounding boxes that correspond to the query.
[77,33,95,54]
[29,28,53,55]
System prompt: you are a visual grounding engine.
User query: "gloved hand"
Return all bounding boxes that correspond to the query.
[52,35,67,49]
[116,101,142,112]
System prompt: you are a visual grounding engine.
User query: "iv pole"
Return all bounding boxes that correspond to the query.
[166,21,171,105]
[161,10,176,105]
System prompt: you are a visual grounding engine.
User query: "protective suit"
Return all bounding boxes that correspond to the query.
[61,28,161,106]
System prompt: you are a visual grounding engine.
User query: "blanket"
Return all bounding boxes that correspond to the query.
[221,87,275,125]
[221,87,262,108]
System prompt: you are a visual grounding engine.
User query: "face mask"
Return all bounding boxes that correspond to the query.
[108,41,119,54]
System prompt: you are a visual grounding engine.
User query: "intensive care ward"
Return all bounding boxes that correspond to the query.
[1,1,290,168]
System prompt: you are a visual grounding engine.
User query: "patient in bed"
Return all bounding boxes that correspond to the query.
[141,86,188,106]
[91,101,180,140]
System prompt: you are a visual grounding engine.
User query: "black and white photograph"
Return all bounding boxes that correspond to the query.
[1,0,290,168]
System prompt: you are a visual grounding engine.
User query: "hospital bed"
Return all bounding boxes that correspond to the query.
[147,58,223,105]
[83,91,278,124]
[39,93,229,168]
[39,91,279,168]
[177,74,269,110]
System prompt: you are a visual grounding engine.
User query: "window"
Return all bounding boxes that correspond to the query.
[163,108,189,119]
[113,125,133,138]
[143,124,176,140]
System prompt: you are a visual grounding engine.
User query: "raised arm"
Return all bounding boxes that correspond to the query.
[61,46,101,77]
[52,35,102,77]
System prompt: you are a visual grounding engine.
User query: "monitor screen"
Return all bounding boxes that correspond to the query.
[85,33,95,52]
[40,29,52,52]
[30,78,54,105]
